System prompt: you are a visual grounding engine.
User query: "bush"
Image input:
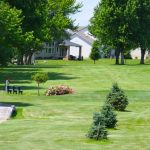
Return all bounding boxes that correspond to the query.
[106,83,128,111]
[46,85,74,96]
[101,104,117,128]
[87,112,107,140]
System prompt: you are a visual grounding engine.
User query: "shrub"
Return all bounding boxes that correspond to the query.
[101,104,117,128]
[106,83,128,111]
[46,85,74,96]
[87,112,107,140]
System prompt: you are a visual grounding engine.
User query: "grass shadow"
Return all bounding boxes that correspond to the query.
[0,102,33,107]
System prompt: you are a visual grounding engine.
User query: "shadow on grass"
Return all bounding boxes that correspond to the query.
[0,68,78,83]
[0,85,44,91]
[0,102,33,107]
[6,64,64,69]
[47,72,78,80]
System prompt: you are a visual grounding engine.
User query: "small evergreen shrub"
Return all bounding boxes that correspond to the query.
[87,112,107,140]
[101,104,117,128]
[106,83,128,111]
[46,85,74,96]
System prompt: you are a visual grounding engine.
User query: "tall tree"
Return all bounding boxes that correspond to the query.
[5,0,81,65]
[126,0,150,64]
[89,0,132,65]
[0,1,22,66]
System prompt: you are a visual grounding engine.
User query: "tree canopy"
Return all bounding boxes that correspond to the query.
[0,1,23,66]
[89,0,150,65]
[1,0,81,65]
[89,0,133,65]
[126,0,150,64]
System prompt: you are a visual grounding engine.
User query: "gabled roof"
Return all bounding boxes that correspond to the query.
[71,26,95,45]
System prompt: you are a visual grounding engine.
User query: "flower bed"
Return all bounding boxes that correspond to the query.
[46,85,74,96]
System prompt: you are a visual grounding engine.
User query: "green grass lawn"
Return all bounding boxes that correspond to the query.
[0,59,150,150]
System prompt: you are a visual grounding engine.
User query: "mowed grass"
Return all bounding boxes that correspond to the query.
[0,59,150,150]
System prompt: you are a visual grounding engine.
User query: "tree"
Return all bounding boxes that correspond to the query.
[90,40,100,64]
[5,0,82,65]
[126,0,150,64]
[106,83,128,111]
[89,0,133,65]
[87,112,107,140]
[101,104,117,128]
[0,1,22,66]
[32,73,48,95]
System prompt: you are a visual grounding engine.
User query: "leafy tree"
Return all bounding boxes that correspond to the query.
[126,0,150,64]
[0,1,22,66]
[87,112,107,140]
[106,83,128,111]
[89,0,133,65]
[90,41,100,64]
[5,0,82,65]
[101,104,117,128]
[32,73,48,95]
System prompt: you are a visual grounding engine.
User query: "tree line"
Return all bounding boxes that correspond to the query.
[0,0,81,66]
[89,0,150,64]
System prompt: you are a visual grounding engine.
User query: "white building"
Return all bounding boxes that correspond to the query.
[131,48,149,59]
[69,26,95,58]
[35,26,149,60]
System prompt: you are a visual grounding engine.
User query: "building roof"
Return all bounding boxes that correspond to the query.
[59,40,81,47]
[71,26,95,45]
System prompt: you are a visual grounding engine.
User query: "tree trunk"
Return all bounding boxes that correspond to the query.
[27,53,33,65]
[38,83,40,96]
[17,54,24,65]
[115,49,120,65]
[24,54,28,65]
[140,47,146,64]
[121,51,125,65]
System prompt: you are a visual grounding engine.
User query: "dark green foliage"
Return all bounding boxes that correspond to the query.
[124,51,132,59]
[0,1,22,66]
[90,40,100,64]
[87,113,107,140]
[106,83,128,111]
[101,104,117,128]
[126,0,150,64]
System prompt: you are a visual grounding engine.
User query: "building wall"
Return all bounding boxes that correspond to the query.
[34,42,67,59]
[131,48,149,59]
[70,37,92,58]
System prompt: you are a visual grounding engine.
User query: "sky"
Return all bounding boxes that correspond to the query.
[72,0,100,26]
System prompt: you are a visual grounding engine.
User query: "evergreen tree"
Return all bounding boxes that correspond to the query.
[90,41,100,64]
[101,104,117,128]
[106,83,128,111]
[87,113,107,140]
